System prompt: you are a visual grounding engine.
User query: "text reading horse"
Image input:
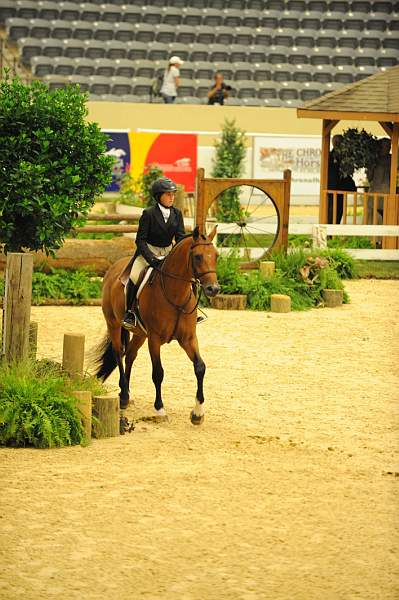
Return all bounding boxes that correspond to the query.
[95,226,220,425]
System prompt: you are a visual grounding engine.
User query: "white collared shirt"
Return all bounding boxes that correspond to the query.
[158,203,171,223]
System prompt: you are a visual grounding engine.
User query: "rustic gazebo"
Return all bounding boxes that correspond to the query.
[297,66,399,249]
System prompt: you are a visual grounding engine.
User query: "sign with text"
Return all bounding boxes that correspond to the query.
[253,135,321,197]
[129,132,197,192]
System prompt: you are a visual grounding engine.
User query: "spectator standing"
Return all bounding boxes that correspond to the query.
[207,73,230,106]
[160,56,183,104]
[327,134,356,224]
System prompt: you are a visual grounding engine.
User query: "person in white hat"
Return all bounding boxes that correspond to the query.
[160,56,183,104]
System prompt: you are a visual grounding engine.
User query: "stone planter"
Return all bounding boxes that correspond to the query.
[210,294,247,310]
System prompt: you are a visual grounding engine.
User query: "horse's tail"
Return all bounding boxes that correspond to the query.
[94,329,129,381]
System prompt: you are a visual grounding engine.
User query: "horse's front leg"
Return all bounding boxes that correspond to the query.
[108,325,130,409]
[148,334,168,420]
[178,335,206,425]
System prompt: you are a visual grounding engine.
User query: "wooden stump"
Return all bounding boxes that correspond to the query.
[73,390,92,440]
[270,294,291,313]
[322,289,343,308]
[260,261,275,278]
[29,322,38,359]
[210,294,247,310]
[92,395,120,438]
[62,333,85,376]
[2,253,33,362]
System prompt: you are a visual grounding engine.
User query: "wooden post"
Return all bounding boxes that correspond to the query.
[319,120,339,224]
[270,294,291,313]
[72,390,92,440]
[322,289,343,307]
[260,261,275,278]
[210,294,247,310]
[282,169,291,251]
[29,321,38,359]
[2,253,33,362]
[92,395,120,438]
[383,122,399,249]
[62,333,85,376]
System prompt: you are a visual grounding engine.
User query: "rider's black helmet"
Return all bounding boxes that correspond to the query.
[151,177,177,202]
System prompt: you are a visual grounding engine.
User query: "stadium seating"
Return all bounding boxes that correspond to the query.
[4,0,399,106]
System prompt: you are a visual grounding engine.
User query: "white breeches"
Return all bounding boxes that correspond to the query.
[129,243,173,284]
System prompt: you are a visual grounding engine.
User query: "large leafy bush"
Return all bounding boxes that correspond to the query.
[0,73,113,253]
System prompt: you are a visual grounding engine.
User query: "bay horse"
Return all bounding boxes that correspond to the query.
[94,226,220,425]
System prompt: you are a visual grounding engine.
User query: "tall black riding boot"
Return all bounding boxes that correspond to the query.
[122,279,138,331]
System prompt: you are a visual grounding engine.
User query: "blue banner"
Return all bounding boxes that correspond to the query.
[103,131,130,192]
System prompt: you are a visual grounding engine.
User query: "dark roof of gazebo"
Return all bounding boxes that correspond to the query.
[297,66,399,121]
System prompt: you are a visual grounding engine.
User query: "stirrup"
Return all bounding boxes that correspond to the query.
[122,310,137,331]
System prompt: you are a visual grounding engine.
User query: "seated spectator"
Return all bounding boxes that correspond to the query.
[160,56,183,104]
[207,73,230,106]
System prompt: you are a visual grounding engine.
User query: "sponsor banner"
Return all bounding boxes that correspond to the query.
[253,135,321,197]
[103,130,130,192]
[129,132,197,192]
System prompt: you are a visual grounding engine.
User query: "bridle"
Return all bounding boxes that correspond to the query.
[156,239,217,314]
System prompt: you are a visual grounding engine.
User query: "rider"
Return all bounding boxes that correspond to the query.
[122,176,186,330]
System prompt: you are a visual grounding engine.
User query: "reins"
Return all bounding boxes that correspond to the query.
[154,238,216,315]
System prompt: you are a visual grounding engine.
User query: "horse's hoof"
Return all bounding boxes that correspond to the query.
[190,410,204,426]
[119,397,130,410]
[154,408,169,422]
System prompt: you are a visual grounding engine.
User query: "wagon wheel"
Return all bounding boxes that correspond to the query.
[206,185,279,265]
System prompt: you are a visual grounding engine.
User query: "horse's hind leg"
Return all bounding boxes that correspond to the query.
[108,324,130,409]
[178,335,206,425]
[125,332,147,400]
[148,334,168,419]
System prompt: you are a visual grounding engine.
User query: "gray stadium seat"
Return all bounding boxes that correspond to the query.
[351,1,372,13]
[313,70,333,83]
[366,18,387,31]
[114,23,135,42]
[16,0,38,20]
[72,20,95,40]
[279,88,300,104]
[377,48,399,67]
[163,9,183,26]
[195,62,214,79]
[338,36,360,49]
[155,24,175,44]
[167,43,190,61]
[237,81,258,98]
[197,26,216,45]
[223,9,243,27]
[43,74,69,90]
[63,39,86,58]
[51,19,74,39]
[92,22,114,41]
[310,53,331,66]
[147,43,170,61]
[307,0,328,11]
[134,23,156,43]
[142,6,163,24]
[293,68,312,82]
[354,54,377,67]
[178,78,196,96]
[85,40,106,59]
[106,40,128,59]
[343,18,365,32]
[179,61,196,78]
[301,17,322,30]
[288,50,311,64]
[287,0,306,9]
[388,18,399,30]
[215,27,235,45]
[17,37,42,63]
[203,8,223,26]
[121,6,142,24]
[132,76,152,96]
[316,35,337,49]
[111,76,133,95]
[234,62,254,80]
[268,47,289,65]
[195,78,212,98]
[7,17,31,41]
[190,44,211,62]
[253,65,272,82]
[234,26,254,46]
[273,67,294,82]
[182,8,203,26]
[93,57,116,76]
[242,10,261,28]
[68,75,91,92]
[80,3,101,22]
[332,55,354,66]
[295,35,315,48]
[42,38,65,58]
[59,2,80,22]
[102,6,123,23]
[383,37,399,50]
[229,44,249,62]
[127,59,151,78]
[260,11,279,28]
[258,86,279,100]
[329,1,350,12]
[334,70,355,84]
[279,16,300,29]
[0,1,17,24]
[53,56,76,75]
[176,25,196,44]
[74,57,96,76]
[31,55,54,77]
[300,88,321,101]
[372,1,393,12]
[89,75,111,95]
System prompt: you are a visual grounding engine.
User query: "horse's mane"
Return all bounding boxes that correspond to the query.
[164,229,206,264]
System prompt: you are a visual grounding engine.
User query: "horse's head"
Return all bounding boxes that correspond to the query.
[191,226,220,298]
